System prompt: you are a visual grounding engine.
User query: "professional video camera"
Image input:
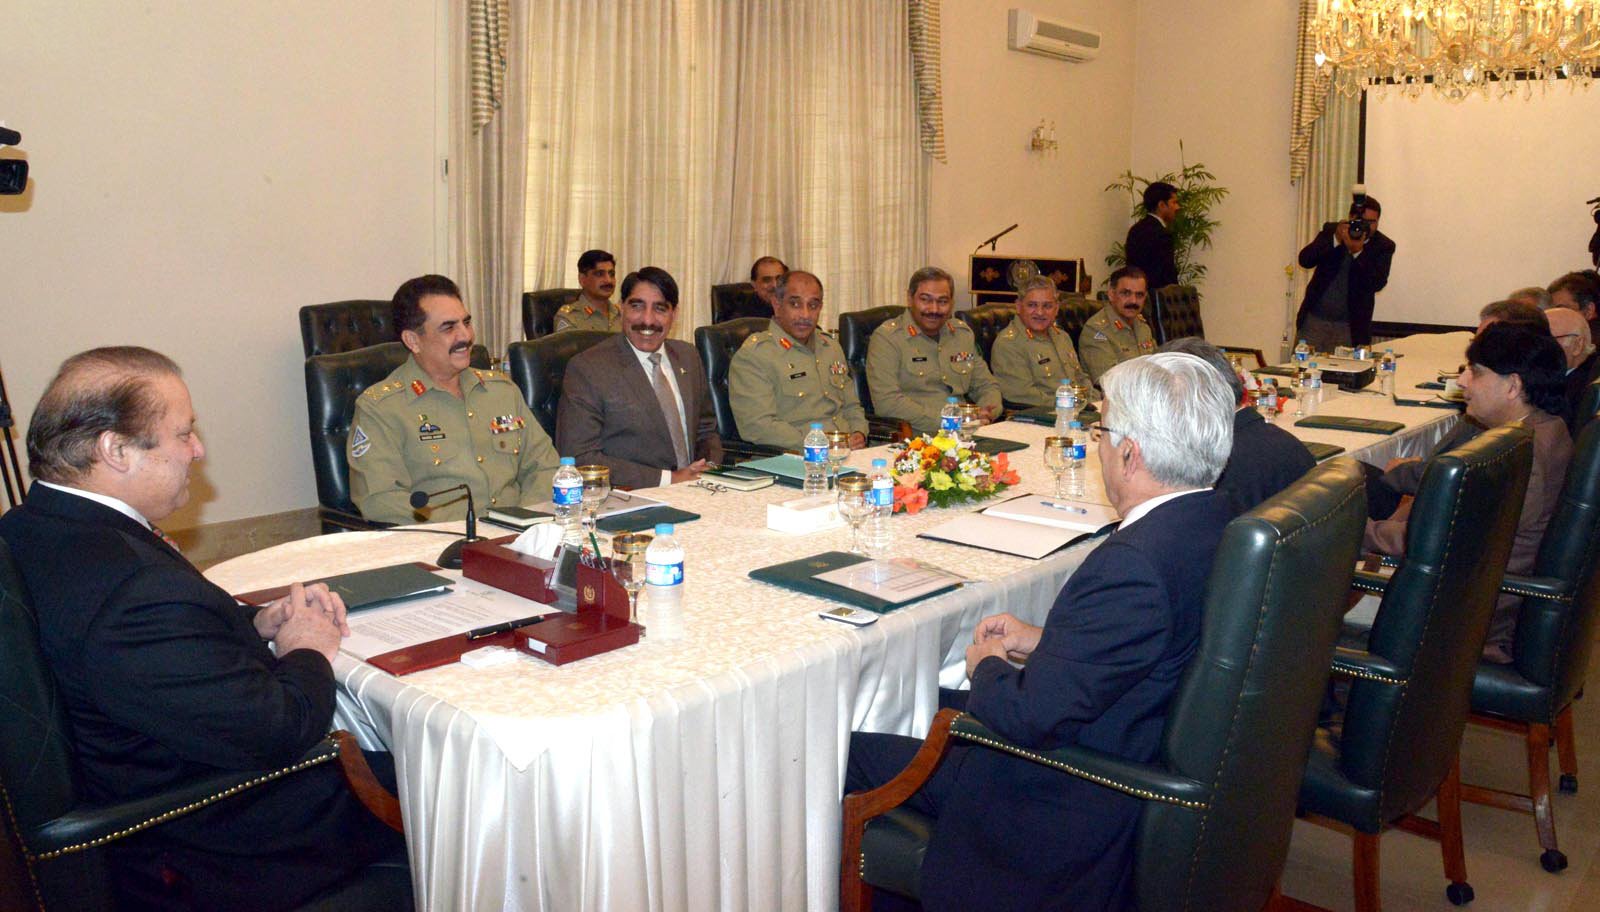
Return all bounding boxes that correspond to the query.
[1347,183,1371,241]
[0,126,26,196]
[1587,194,1598,268]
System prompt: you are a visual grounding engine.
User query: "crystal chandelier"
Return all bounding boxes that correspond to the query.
[1310,0,1600,99]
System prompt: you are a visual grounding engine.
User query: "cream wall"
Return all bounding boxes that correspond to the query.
[1129,0,1302,358]
[2,3,442,528]
[929,1,1138,306]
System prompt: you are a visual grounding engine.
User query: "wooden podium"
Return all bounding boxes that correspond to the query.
[969,254,1090,307]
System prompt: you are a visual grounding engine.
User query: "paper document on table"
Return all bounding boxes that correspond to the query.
[918,512,1100,559]
[813,559,967,604]
[981,494,1119,534]
[339,576,553,661]
[522,490,662,519]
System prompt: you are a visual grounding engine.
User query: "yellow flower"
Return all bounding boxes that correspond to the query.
[928,471,954,491]
[930,435,956,453]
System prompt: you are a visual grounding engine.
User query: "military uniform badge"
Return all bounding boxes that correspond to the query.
[411,379,427,397]
[350,425,370,458]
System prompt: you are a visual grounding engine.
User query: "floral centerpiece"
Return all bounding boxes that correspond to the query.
[889,433,1020,515]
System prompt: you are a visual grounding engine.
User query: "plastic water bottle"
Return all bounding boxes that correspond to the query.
[1305,362,1323,415]
[645,522,685,613]
[939,397,961,439]
[1054,380,1077,434]
[1379,348,1397,396]
[1064,420,1087,498]
[1258,378,1279,421]
[865,458,894,558]
[1294,338,1311,364]
[552,457,583,544]
[802,422,829,496]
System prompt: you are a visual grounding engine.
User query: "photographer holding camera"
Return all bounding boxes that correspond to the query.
[1295,186,1396,351]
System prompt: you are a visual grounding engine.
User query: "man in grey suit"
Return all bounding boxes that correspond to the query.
[556,266,724,488]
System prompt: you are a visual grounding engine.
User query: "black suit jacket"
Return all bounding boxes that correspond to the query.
[556,334,724,489]
[1215,408,1318,514]
[1124,214,1178,290]
[1562,350,1600,436]
[0,483,400,911]
[921,490,1235,912]
[1295,222,1396,346]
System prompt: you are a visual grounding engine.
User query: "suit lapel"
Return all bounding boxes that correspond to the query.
[615,335,676,452]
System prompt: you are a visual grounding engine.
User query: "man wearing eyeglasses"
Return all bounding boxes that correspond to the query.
[845,352,1236,912]
[1548,307,1598,435]
[865,266,1002,435]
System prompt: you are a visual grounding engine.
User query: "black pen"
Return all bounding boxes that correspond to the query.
[466,615,549,639]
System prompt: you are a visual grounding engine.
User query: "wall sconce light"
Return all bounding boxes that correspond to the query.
[1029,119,1058,155]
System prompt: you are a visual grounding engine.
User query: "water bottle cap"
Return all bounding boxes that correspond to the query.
[654,523,674,536]
[872,458,887,468]
[1058,379,1071,386]
[810,422,823,429]
[946,396,958,404]
[559,456,575,465]
[1309,362,1318,367]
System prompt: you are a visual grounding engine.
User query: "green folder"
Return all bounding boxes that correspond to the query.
[972,436,1030,455]
[315,563,453,613]
[747,551,963,614]
[737,453,860,488]
[1293,415,1405,435]
[1009,406,1099,426]
[1304,441,1346,461]
[597,506,701,533]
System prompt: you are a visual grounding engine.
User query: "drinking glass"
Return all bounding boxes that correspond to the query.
[611,532,652,624]
[825,430,852,490]
[1070,379,1093,418]
[578,465,612,539]
[957,404,982,448]
[1043,435,1070,499]
[836,475,873,555]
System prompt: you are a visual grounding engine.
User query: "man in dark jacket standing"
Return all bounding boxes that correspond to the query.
[1123,180,1180,291]
[1296,194,1395,350]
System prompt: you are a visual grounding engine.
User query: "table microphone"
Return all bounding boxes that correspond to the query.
[409,484,484,569]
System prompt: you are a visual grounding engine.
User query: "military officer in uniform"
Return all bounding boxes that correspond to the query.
[1079,266,1156,387]
[350,275,561,524]
[729,269,867,449]
[553,248,622,333]
[866,266,1003,435]
[989,275,1090,407]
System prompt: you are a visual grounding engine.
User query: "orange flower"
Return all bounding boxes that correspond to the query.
[893,485,930,515]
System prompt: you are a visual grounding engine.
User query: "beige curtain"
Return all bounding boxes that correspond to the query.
[454,0,528,358]
[522,0,928,337]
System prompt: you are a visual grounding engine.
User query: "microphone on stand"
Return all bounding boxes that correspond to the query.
[973,223,1019,254]
[409,484,483,569]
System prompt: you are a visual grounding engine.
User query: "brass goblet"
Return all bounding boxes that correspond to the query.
[611,531,652,624]
[824,430,852,489]
[578,464,612,539]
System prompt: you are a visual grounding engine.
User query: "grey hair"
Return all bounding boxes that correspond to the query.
[1158,337,1244,405]
[1099,352,1234,489]
[774,269,824,303]
[1508,286,1553,310]
[1016,275,1058,299]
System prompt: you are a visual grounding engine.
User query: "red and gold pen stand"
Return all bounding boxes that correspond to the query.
[462,536,643,665]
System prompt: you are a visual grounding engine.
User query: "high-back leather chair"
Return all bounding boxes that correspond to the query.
[521,289,581,339]
[1295,423,1533,910]
[841,459,1370,912]
[299,300,397,358]
[1055,293,1101,347]
[1462,416,1600,872]
[0,540,409,911]
[1149,285,1204,345]
[837,306,903,415]
[1577,378,1600,437]
[953,303,1014,365]
[506,331,612,439]
[694,317,783,461]
[710,282,770,324]
[303,342,491,533]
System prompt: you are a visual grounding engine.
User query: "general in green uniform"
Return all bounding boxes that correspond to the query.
[989,315,1090,407]
[349,356,560,523]
[866,312,1002,435]
[552,300,622,334]
[729,321,867,449]
[1078,269,1157,386]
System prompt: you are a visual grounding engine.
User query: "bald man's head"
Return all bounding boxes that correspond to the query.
[1547,307,1593,371]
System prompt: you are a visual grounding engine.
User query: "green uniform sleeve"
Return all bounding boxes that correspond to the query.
[348,398,417,525]
[838,378,869,437]
[1062,338,1092,389]
[989,337,1037,406]
[865,329,922,427]
[1079,326,1119,387]
[729,344,803,450]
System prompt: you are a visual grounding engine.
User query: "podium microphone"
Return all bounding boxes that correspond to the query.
[409,484,483,569]
[973,223,1019,255]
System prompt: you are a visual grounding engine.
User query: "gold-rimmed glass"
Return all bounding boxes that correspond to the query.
[1043,435,1070,499]
[824,430,852,490]
[836,474,873,555]
[957,403,982,447]
[578,465,611,538]
[610,532,652,624]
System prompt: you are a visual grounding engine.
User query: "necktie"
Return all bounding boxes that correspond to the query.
[649,352,691,469]
[150,524,182,553]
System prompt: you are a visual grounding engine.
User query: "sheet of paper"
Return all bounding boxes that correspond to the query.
[522,490,662,519]
[814,558,965,603]
[339,575,553,661]
[981,494,1119,533]
[918,512,1093,560]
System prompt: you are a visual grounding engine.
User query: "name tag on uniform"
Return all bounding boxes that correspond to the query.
[789,371,808,380]
[911,356,928,363]
[1037,356,1053,365]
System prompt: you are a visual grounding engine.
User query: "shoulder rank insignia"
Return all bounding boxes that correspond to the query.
[490,415,525,434]
[349,425,370,458]
[584,305,595,316]
[906,323,918,337]
[778,337,792,351]
[1113,320,1126,331]
[411,379,427,397]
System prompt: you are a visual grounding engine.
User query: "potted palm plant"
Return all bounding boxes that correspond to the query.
[1104,142,1228,288]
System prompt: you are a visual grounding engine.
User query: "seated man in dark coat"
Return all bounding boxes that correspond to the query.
[0,347,406,911]
[1161,337,1316,513]
[845,352,1238,912]
[1548,306,1599,433]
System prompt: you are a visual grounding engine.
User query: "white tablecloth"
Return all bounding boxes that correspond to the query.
[205,333,1471,911]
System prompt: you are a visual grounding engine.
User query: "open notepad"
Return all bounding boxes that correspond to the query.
[918,494,1119,559]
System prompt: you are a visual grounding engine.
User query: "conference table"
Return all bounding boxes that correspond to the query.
[206,331,1473,911]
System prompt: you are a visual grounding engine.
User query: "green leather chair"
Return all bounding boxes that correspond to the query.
[1296,423,1534,911]
[0,540,411,911]
[1462,415,1600,872]
[841,458,1370,912]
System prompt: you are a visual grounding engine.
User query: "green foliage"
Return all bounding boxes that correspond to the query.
[1104,142,1229,288]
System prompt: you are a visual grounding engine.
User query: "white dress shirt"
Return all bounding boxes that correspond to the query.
[1117,487,1210,531]
[36,480,151,529]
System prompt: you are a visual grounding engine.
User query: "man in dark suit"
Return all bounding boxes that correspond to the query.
[556,266,723,488]
[1549,306,1599,434]
[1295,194,1395,350]
[845,351,1238,912]
[1161,337,1316,513]
[0,347,406,911]
[1123,180,1180,291]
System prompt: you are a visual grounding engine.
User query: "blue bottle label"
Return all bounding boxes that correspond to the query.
[804,444,828,464]
[646,561,684,586]
[553,480,582,506]
[940,415,959,433]
[1070,444,1086,460]
[870,480,894,507]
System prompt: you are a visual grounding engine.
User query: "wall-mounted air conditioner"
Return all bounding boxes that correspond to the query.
[1007,8,1101,63]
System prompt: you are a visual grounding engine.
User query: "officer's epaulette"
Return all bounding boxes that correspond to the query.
[816,328,836,344]
[472,368,513,384]
[740,330,772,349]
[361,379,407,401]
[949,319,974,334]
[999,325,1018,339]
[880,317,902,334]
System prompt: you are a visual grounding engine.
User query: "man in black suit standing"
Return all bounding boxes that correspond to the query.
[845,351,1238,912]
[557,266,724,488]
[1295,193,1396,350]
[0,347,406,911]
[1123,180,1180,291]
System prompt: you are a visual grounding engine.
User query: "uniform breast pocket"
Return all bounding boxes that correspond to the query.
[946,356,974,389]
[410,434,463,472]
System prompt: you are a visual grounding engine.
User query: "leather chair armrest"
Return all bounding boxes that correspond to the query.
[1499,573,1571,602]
[949,714,1210,809]
[29,736,343,858]
[1350,569,1390,594]
[317,506,394,533]
[866,417,912,444]
[1329,646,1408,685]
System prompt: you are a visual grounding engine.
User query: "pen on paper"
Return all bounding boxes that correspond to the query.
[1038,501,1089,514]
[466,615,548,639]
